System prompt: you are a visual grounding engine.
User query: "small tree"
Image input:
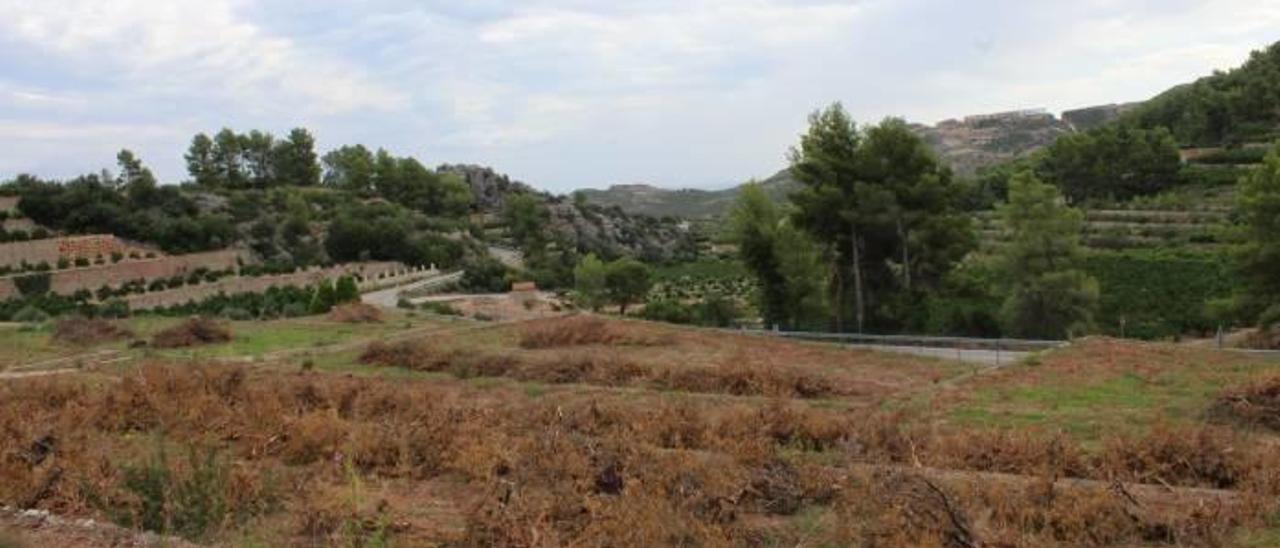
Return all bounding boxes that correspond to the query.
[573,253,608,311]
[334,276,360,304]
[1237,142,1280,326]
[996,172,1098,338]
[605,258,652,315]
[310,280,337,314]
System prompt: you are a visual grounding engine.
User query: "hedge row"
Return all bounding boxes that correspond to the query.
[1085,249,1239,339]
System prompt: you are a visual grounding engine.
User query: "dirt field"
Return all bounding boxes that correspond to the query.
[1,315,1278,546]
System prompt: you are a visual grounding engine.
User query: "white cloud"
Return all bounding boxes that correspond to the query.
[0,0,406,115]
[0,0,1277,191]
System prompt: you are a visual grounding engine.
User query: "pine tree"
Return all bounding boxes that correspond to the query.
[996,171,1098,338]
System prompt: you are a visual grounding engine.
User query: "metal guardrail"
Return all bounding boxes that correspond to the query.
[740,329,1066,351]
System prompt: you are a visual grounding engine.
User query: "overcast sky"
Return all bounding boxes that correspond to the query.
[0,0,1276,193]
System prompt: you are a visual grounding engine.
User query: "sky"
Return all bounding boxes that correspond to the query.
[0,0,1277,193]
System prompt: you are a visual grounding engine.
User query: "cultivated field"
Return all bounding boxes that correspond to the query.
[1,314,1278,546]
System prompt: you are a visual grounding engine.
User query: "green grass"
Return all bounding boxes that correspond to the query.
[942,353,1276,441]
[149,316,438,360]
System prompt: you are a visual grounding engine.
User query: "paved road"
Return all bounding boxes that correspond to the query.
[361,271,464,307]
[853,343,1030,366]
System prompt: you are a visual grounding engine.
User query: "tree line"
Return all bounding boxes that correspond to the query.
[718,102,1280,339]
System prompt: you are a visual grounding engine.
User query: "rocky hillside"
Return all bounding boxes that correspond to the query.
[571,93,1194,220]
[439,164,697,261]
[909,109,1072,176]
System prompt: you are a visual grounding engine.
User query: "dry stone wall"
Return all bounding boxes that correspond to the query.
[0,249,243,300]
[123,262,435,310]
[0,235,152,268]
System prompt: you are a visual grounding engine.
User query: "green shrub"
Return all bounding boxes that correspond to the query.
[56,257,70,270]
[100,299,130,319]
[419,300,461,316]
[1085,250,1239,338]
[13,272,51,296]
[220,307,253,321]
[334,276,359,303]
[112,443,233,541]
[12,305,50,324]
[281,302,308,318]
[641,300,694,324]
[693,295,740,327]
[75,257,90,267]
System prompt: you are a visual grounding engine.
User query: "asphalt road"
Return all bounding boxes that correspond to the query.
[361,271,464,307]
[851,343,1030,366]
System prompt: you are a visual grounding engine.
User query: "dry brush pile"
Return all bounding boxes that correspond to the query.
[50,316,134,346]
[150,317,232,349]
[0,362,1277,545]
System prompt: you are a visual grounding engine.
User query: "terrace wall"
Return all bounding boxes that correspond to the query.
[123,262,435,310]
[0,234,155,268]
[0,249,244,299]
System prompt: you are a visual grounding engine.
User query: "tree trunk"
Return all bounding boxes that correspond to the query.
[851,226,865,333]
[831,255,844,332]
[897,216,911,291]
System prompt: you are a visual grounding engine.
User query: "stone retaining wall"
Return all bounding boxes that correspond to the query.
[124,262,435,310]
[0,249,244,299]
[0,234,152,268]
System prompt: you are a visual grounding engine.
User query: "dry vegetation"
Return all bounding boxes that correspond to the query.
[50,317,134,346]
[149,317,232,349]
[518,314,667,349]
[1,316,1278,545]
[1209,375,1280,432]
[328,303,384,324]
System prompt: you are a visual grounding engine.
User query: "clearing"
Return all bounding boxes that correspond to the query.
[1,314,1278,546]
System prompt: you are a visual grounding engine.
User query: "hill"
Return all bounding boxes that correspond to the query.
[575,168,798,219]
[1122,41,1280,146]
[575,107,1091,218]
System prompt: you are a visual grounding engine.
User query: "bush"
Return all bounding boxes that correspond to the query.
[220,307,254,321]
[13,273,51,296]
[282,302,308,318]
[334,276,360,304]
[460,256,509,293]
[419,300,461,316]
[56,257,70,270]
[11,305,50,324]
[112,443,236,541]
[693,295,740,327]
[640,300,694,324]
[75,257,90,267]
[99,298,130,319]
[1085,250,1239,339]
[151,317,233,348]
[328,303,383,323]
[52,316,133,345]
[1208,376,1280,431]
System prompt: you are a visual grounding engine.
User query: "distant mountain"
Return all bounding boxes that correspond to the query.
[575,40,1280,220]
[575,169,797,219]
[575,108,1073,218]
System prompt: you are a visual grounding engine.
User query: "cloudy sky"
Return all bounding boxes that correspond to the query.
[0,0,1276,193]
